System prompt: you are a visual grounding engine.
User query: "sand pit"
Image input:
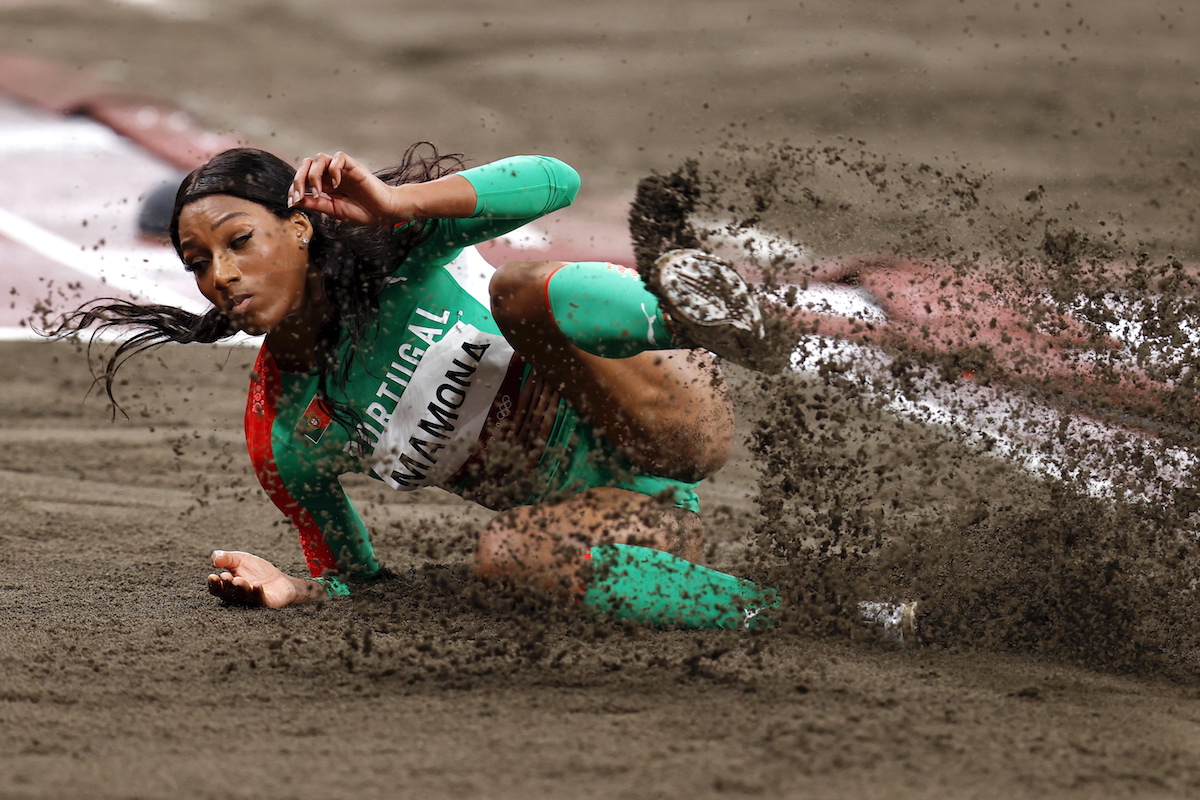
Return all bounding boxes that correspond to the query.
[3,2,1200,798]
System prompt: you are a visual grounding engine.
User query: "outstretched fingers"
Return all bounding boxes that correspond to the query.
[206,570,268,606]
[207,550,265,606]
[205,549,309,608]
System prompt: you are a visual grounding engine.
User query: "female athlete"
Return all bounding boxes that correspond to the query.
[57,145,786,630]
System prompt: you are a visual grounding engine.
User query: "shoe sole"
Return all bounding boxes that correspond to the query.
[646,249,785,372]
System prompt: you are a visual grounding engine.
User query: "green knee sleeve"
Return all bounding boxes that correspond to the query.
[581,543,780,629]
[545,262,675,358]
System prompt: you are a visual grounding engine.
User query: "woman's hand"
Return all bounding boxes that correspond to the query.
[287,151,476,227]
[288,151,401,226]
[206,550,325,608]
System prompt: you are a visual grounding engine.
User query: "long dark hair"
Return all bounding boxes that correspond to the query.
[49,143,466,424]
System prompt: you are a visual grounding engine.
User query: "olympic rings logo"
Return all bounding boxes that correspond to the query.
[496,394,513,420]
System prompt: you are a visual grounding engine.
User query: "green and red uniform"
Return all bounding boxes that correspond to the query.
[242,154,776,627]
[243,156,699,593]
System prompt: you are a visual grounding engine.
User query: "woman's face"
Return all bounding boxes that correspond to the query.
[176,195,315,336]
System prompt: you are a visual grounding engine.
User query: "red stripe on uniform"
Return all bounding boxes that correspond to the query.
[244,346,340,579]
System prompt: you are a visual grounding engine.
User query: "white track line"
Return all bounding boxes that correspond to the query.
[789,336,1196,505]
[0,205,200,311]
[0,119,126,153]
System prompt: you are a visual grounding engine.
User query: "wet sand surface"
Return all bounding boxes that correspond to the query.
[3,1,1200,798]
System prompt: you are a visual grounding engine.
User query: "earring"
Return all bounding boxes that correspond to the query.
[300,237,310,251]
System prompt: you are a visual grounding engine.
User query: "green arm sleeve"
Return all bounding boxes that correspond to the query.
[465,155,581,221]
[411,155,581,259]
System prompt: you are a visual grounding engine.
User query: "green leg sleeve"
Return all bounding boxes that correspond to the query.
[581,543,780,629]
[545,262,676,358]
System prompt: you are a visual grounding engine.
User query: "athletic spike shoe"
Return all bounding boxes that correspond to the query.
[646,248,784,373]
[857,600,921,647]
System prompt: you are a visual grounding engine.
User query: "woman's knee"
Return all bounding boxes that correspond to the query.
[473,509,582,586]
[489,261,562,330]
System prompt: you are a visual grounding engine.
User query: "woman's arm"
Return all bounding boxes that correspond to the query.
[288,150,579,239]
[207,550,327,607]
[289,150,477,224]
[287,150,580,229]
[208,480,377,608]
[214,348,380,608]
[409,155,581,261]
